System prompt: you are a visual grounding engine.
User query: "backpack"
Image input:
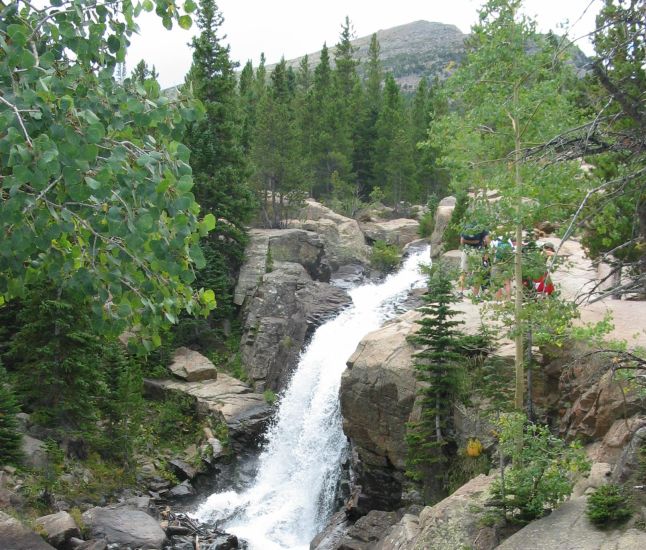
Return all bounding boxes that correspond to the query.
[461,230,487,248]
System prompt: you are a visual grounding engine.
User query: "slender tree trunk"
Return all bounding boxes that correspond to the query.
[526,323,533,420]
[511,88,525,412]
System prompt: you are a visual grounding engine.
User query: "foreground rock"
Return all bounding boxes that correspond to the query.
[82,506,166,549]
[0,511,56,550]
[145,373,272,450]
[287,199,371,270]
[240,261,350,392]
[312,474,499,550]
[378,474,498,550]
[497,496,646,549]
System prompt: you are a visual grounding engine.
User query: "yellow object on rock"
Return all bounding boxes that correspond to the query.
[466,438,483,458]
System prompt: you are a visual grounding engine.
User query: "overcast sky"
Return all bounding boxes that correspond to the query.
[126,0,602,89]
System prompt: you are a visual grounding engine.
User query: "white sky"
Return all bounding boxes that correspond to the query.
[126,0,603,89]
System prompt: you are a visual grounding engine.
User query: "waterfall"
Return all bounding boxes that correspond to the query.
[193,246,430,550]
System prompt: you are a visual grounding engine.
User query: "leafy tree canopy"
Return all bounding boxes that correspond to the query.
[0,1,216,350]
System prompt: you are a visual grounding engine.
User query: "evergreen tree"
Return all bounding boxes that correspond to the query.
[406,264,466,483]
[7,288,104,435]
[252,59,305,227]
[100,344,143,467]
[375,74,413,208]
[310,44,341,197]
[332,17,359,200]
[131,59,158,83]
[411,78,450,202]
[238,60,256,153]
[0,361,22,466]
[386,126,416,206]
[184,0,255,325]
[353,33,383,197]
[295,55,316,193]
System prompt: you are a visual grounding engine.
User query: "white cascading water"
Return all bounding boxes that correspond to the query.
[193,246,430,550]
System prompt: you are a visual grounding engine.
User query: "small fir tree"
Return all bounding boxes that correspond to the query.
[0,361,22,465]
[406,264,466,483]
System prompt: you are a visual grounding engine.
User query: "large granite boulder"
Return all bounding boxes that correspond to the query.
[82,506,166,549]
[430,196,456,259]
[169,347,218,382]
[287,199,371,270]
[360,219,421,250]
[34,511,81,548]
[340,310,422,512]
[0,511,56,550]
[234,228,331,307]
[145,373,272,450]
[497,496,646,549]
[240,261,351,392]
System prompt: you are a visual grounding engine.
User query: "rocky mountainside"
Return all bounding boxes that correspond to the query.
[268,20,589,93]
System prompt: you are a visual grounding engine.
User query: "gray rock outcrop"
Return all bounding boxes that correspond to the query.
[20,434,47,470]
[287,199,371,270]
[240,261,351,392]
[82,506,166,549]
[169,347,218,382]
[234,228,331,307]
[339,297,488,512]
[340,310,422,512]
[360,219,421,249]
[0,511,56,550]
[145,373,272,450]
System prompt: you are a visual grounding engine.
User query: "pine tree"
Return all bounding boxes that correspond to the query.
[184,0,254,325]
[353,33,383,197]
[0,361,22,466]
[252,59,305,227]
[310,44,339,197]
[238,60,255,153]
[100,344,143,467]
[375,74,412,208]
[406,264,465,482]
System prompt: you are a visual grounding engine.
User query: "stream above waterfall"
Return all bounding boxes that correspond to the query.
[192,246,430,550]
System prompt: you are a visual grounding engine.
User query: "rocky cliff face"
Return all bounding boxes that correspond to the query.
[234,226,352,392]
[340,310,422,513]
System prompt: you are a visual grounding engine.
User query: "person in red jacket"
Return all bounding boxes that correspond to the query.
[534,242,556,296]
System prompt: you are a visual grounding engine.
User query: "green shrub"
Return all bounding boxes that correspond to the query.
[418,211,435,238]
[371,240,401,273]
[490,413,590,522]
[586,483,633,528]
[442,192,468,250]
[263,389,277,405]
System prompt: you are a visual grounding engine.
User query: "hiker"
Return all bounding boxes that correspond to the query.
[459,228,490,297]
[522,241,556,298]
[534,242,556,296]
